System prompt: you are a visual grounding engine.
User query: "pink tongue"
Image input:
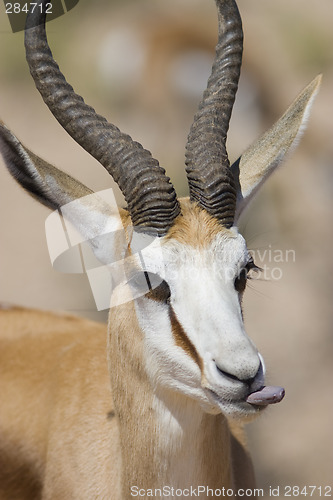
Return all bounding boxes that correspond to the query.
[246,386,285,406]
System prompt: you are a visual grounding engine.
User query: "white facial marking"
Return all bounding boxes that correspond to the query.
[129,227,264,418]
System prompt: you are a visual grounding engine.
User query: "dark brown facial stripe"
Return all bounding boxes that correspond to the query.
[169,306,203,372]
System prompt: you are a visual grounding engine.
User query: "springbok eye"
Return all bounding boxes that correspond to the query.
[234,269,247,293]
[234,259,260,294]
[129,272,170,303]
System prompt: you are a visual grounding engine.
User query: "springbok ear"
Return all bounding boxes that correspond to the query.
[0,122,124,263]
[231,75,321,221]
[0,121,95,209]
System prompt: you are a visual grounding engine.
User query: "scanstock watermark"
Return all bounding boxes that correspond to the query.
[130,485,264,497]
[44,189,296,311]
[130,485,332,497]
[3,0,79,33]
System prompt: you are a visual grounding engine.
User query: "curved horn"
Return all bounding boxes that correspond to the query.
[185,0,242,228]
[24,2,180,236]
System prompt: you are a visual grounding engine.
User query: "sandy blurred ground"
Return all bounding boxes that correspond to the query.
[0,0,332,496]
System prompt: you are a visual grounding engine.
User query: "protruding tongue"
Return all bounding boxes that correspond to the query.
[246,386,285,406]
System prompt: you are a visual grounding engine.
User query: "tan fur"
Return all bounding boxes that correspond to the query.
[167,199,232,248]
[0,308,119,499]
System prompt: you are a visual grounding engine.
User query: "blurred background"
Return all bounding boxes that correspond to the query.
[0,0,332,496]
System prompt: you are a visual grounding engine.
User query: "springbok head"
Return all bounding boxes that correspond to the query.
[0,0,320,418]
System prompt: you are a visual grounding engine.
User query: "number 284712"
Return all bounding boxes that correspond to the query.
[6,3,52,14]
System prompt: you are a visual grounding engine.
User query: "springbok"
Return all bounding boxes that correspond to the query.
[0,0,320,498]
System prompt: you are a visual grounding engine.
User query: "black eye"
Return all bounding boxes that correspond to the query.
[234,258,261,294]
[234,269,247,293]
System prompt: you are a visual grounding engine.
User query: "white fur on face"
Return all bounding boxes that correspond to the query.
[131,228,264,419]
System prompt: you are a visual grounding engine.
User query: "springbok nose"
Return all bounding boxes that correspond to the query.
[215,359,264,388]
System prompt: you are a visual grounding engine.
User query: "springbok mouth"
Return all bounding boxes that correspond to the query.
[246,386,285,406]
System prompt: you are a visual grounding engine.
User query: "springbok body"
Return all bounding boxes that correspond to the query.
[0,0,320,498]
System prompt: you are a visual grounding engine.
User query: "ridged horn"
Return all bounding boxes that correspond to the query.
[185,0,242,228]
[24,1,180,236]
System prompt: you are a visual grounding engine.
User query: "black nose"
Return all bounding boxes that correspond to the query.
[215,360,264,388]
